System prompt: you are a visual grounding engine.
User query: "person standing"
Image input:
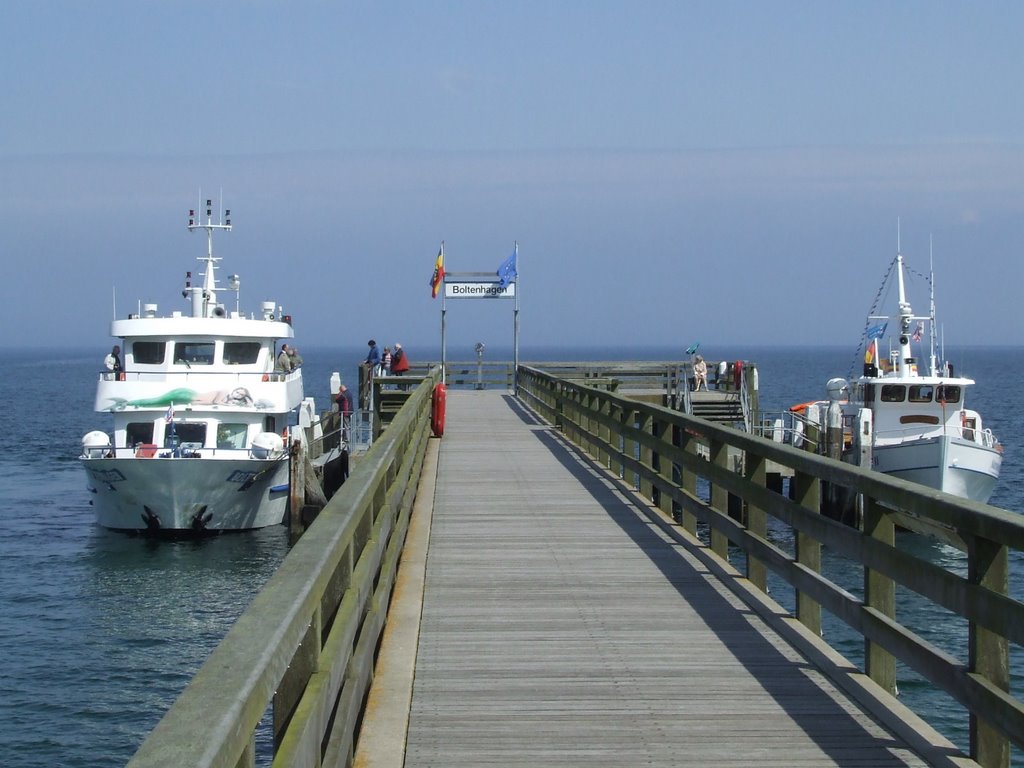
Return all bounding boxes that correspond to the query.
[277,344,293,372]
[381,346,393,376]
[365,339,381,372]
[391,343,409,375]
[288,347,303,368]
[335,383,354,440]
[104,345,123,378]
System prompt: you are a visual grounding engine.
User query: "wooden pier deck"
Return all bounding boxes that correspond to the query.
[356,390,969,767]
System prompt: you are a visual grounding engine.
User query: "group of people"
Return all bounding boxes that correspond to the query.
[364,339,409,377]
[275,344,303,372]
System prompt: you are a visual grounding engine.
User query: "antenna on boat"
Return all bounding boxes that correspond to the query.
[186,193,232,319]
[928,235,938,377]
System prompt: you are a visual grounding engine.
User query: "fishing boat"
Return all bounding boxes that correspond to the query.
[80,201,304,534]
[792,243,1002,504]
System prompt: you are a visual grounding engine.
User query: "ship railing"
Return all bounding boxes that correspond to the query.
[105,444,291,460]
[518,364,1024,766]
[755,408,826,452]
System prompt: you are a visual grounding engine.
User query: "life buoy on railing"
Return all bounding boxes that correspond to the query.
[790,401,816,413]
[431,383,447,437]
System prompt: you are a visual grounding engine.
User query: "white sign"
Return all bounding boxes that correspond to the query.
[444,281,516,299]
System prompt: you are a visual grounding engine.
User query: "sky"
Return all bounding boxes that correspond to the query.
[3,1,1024,356]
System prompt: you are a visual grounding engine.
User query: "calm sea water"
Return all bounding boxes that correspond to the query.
[1,344,1022,766]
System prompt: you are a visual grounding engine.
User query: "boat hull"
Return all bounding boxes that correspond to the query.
[873,436,1001,504]
[82,455,290,533]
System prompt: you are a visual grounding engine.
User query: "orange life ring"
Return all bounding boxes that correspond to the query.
[789,401,816,413]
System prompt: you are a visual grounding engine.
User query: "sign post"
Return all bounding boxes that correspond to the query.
[433,243,519,391]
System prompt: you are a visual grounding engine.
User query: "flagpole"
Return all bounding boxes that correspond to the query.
[440,241,447,384]
[513,241,519,394]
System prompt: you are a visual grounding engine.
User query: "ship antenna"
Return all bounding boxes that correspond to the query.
[929,235,938,377]
[186,193,232,318]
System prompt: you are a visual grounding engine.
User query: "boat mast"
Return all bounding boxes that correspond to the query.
[895,227,916,377]
[928,236,938,377]
[186,198,232,318]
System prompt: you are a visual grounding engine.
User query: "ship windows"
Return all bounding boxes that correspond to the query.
[174,342,214,365]
[126,422,154,447]
[132,341,165,364]
[223,342,261,364]
[167,422,206,446]
[880,385,906,402]
[937,385,962,404]
[908,385,934,403]
[217,423,248,449]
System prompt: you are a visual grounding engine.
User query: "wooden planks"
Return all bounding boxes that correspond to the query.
[403,391,938,767]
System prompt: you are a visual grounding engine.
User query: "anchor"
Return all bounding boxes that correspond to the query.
[190,506,213,532]
[141,506,162,531]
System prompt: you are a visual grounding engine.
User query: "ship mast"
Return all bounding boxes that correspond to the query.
[186,198,232,318]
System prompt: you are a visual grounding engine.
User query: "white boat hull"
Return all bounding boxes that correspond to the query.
[873,436,1001,504]
[82,455,290,533]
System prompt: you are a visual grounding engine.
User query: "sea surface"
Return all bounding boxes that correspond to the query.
[2,343,1023,766]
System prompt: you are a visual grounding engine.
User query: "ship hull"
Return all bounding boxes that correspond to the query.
[82,455,290,533]
[873,436,1001,504]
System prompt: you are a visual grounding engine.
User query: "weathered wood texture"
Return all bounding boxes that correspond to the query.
[404,391,941,767]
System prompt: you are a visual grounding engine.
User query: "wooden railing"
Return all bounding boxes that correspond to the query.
[518,365,1024,768]
[127,368,439,768]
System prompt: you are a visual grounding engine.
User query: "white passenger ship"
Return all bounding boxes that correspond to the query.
[80,202,303,534]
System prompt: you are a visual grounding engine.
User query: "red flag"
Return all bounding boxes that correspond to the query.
[429,245,444,299]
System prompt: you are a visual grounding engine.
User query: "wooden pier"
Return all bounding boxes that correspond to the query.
[355,390,964,767]
[128,363,1024,768]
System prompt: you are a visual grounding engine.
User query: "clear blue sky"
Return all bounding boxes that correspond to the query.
[4,1,1023,354]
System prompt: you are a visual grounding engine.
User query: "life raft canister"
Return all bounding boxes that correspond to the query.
[431,382,447,437]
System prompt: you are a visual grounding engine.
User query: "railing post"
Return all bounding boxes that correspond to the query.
[655,416,673,519]
[793,470,822,635]
[969,534,1010,768]
[679,424,698,535]
[863,496,896,695]
[709,437,729,561]
[744,451,767,592]
[638,410,654,501]
[597,394,611,469]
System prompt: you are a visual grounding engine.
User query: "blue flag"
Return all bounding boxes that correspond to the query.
[497,245,517,288]
[867,322,887,340]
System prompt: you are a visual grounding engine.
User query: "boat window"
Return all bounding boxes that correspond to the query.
[908,385,933,403]
[223,342,261,365]
[217,423,248,449]
[174,342,214,366]
[166,422,206,446]
[937,385,962,404]
[126,422,154,447]
[880,385,906,403]
[132,341,165,365]
[900,415,940,425]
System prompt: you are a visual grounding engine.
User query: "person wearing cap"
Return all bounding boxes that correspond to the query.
[391,343,409,375]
